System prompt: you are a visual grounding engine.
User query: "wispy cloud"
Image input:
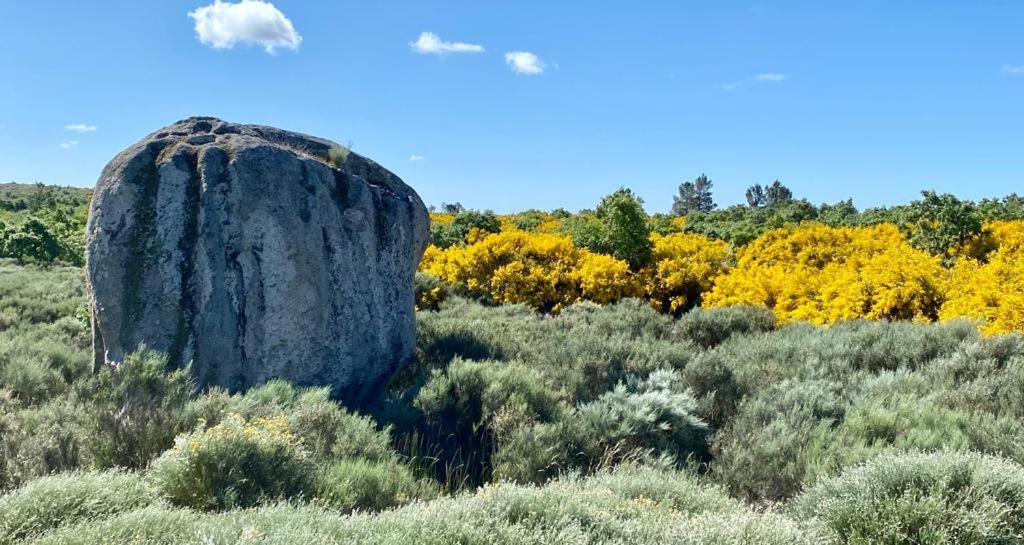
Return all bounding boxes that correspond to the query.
[505,51,545,75]
[188,0,301,54]
[59,141,79,149]
[409,155,425,162]
[411,32,484,55]
[753,72,788,82]
[717,72,790,90]
[65,123,96,133]
[1003,64,1024,75]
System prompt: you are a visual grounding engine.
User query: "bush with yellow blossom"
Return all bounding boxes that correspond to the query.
[420,231,638,312]
[940,220,1024,334]
[704,224,945,324]
[643,232,730,314]
[149,414,316,511]
[420,214,1024,334]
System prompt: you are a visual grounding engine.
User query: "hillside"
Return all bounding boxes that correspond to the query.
[4,183,1024,543]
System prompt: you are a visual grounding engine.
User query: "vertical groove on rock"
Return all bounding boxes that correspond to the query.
[331,170,350,208]
[120,142,166,357]
[248,242,265,389]
[169,148,201,370]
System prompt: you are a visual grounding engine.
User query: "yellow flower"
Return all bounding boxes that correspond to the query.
[940,220,1024,334]
[705,224,943,325]
[643,232,730,313]
[419,230,637,312]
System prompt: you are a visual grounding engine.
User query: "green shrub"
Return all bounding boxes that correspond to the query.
[681,352,744,428]
[85,348,194,469]
[414,358,566,485]
[26,505,197,545]
[928,340,1024,418]
[493,371,708,483]
[791,450,1024,544]
[285,394,396,463]
[559,212,609,252]
[576,370,708,466]
[2,218,62,264]
[415,359,565,427]
[148,413,316,511]
[27,467,811,545]
[0,396,86,491]
[327,144,349,167]
[812,395,1024,476]
[184,380,398,464]
[683,319,978,428]
[415,297,693,402]
[711,379,845,502]
[674,305,776,349]
[0,470,155,545]
[316,458,436,512]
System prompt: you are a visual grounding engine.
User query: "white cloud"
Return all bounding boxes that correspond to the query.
[1003,64,1024,75]
[59,141,79,149]
[409,155,425,162]
[188,0,301,54]
[505,51,545,75]
[753,72,788,82]
[65,123,96,133]
[411,32,484,55]
[717,81,743,91]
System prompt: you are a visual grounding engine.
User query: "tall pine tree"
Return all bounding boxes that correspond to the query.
[672,174,715,215]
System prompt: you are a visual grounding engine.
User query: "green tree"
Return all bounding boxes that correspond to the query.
[745,184,766,208]
[671,174,715,216]
[4,217,62,263]
[764,180,793,207]
[816,199,858,226]
[899,190,982,257]
[596,188,653,269]
[560,213,609,254]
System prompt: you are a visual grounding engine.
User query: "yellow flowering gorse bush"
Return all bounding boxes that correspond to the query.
[421,216,1024,333]
[643,233,730,313]
[421,231,637,312]
[704,224,944,324]
[940,220,1024,334]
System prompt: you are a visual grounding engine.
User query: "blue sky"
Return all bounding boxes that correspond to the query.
[1,1,1022,213]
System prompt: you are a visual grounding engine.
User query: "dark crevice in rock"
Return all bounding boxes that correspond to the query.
[169,148,201,370]
[120,141,168,354]
[371,190,392,252]
[248,241,267,387]
[297,163,313,223]
[320,226,343,324]
[298,162,318,195]
[227,246,247,392]
[213,124,240,135]
[332,170,351,209]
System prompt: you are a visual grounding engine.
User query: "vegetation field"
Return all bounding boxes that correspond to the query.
[4,182,1024,544]
[422,183,1024,334]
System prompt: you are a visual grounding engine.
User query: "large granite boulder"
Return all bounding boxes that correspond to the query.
[85,117,429,403]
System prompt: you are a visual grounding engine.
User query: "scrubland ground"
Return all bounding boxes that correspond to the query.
[3,260,1024,544]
